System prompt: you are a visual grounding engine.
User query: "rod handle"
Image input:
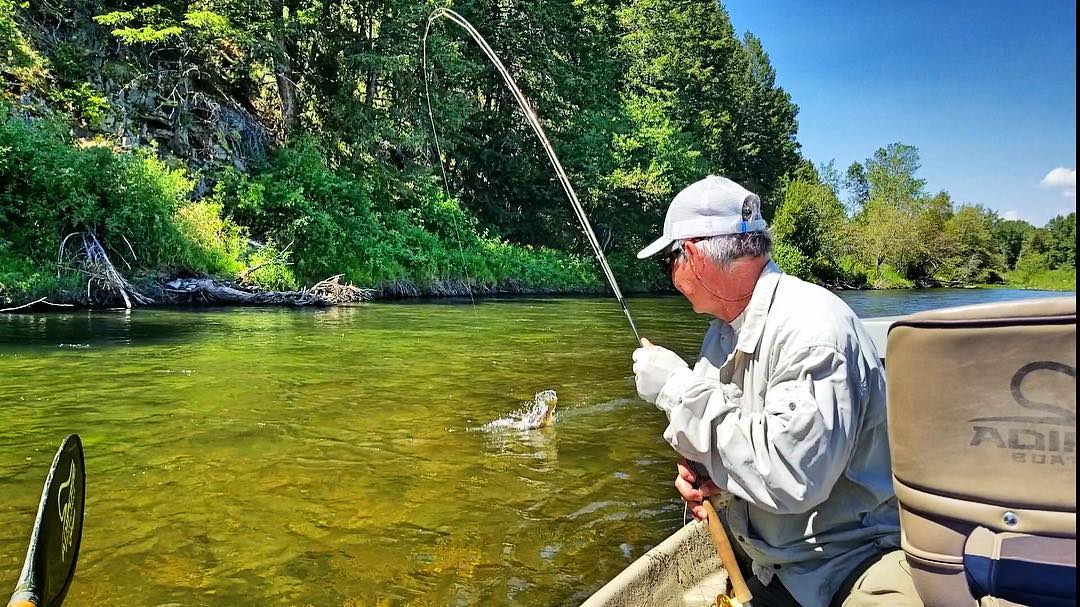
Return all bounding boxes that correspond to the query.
[687,459,752,605]
[702,498,754,604]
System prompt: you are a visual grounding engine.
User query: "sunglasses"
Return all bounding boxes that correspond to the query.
[662,241,686,269]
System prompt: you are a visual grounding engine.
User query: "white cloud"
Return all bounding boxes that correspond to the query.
[1041,167,1076,198]
[1041,167,1076,188]
[1003,210,1020,221]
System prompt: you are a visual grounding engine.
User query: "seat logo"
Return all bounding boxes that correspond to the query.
[969,361,1076,466]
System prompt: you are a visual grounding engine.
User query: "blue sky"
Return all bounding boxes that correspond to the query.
[725,1,1076,226]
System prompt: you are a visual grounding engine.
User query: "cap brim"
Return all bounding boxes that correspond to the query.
[636,236,676,259]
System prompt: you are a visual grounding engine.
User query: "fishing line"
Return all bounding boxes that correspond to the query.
[423,8,642,344]
[422,14,480,323]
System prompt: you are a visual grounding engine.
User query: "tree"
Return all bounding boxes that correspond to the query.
[1014,213,1076,274]
[851,198,912,277]
[843,161,869,211]
[772,178,846,265]
[865,143,926,205]
[817,159,842,195]
[615,0,799,216]
[425,0,628,249]
[1015,229,1052,275]
[905,191,953,281]
[1043,212,1076,268]
[734,32,800,208]
[849,143,930,280]
[939,204,1004,284]
[991,218,1035,270]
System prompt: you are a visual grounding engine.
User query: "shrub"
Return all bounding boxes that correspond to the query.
[1,109,604,303]
[0,110,192,267]
[218,140,601,293]
[772,240,812,280]
[174,200,247,276]
[868,264,913,289]
[0,108,258,300]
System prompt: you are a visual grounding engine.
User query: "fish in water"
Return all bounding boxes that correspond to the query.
[482,390,558,431]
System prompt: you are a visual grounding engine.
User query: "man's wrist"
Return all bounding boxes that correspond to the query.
[655,366,695,413]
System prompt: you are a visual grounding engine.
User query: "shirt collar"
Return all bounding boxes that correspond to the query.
[728,309,746,334]
[733,260,783,355]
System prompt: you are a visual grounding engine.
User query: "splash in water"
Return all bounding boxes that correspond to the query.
[481,390,558,431]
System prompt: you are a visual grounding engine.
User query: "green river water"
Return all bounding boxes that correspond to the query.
[0,289,1067,606]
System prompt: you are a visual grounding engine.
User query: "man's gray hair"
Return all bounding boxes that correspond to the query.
[691,230,773,268]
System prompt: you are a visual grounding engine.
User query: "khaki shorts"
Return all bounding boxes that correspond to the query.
[840,550,924,607]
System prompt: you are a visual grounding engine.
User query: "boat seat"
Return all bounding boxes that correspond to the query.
[885,297,1076,607]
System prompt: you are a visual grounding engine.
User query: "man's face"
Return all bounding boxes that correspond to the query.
[670,240,763,322]
[669,241,709,313]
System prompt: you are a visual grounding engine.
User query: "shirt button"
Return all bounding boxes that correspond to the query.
[773,564,781,570]
[788,403,796,411]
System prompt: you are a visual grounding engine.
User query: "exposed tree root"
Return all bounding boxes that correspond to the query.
[58,231,153,308]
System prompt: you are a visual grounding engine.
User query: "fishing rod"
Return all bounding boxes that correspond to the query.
[423,8,642,344]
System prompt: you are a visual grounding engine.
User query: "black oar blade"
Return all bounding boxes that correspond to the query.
[8,434,85,607]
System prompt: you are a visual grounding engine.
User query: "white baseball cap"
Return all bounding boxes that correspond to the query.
[636,175,767,259]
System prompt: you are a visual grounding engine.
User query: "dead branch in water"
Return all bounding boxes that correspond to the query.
[161,275,373,306]
[0,297,75,313]
[55,231,153,307]
[46,232,372,308]
[308,274,371,303]
[82,233,154,307]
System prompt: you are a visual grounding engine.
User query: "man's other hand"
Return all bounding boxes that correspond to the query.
[632,341,688,404]
[675,457,727,521]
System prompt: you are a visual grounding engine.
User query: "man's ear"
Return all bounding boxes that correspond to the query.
[683,239,701,266]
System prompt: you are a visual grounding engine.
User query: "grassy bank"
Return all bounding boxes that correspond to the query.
[1004,268,1076,292]
[0,109,620,307]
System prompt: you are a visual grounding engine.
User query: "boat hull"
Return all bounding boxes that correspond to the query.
[581,521,730,607]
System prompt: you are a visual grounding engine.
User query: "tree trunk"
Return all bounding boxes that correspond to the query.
[364,69,377,108]
[271,0,300,134]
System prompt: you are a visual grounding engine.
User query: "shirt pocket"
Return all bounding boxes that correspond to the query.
[762,380,809,421]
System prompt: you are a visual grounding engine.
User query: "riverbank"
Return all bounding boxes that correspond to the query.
[1,109,1074,313]
[5,0,1077,314]
[3,266,1073,313]
[0,273,618,312]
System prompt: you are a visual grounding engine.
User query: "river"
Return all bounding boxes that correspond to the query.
[0,288,1068,606]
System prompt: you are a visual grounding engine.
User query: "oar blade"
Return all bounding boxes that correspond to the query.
[8,434,86,607]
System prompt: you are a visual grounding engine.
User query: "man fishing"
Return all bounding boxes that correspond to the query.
[631,176,920,607]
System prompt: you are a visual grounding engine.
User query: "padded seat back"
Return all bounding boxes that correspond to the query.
[885,297,1076,607]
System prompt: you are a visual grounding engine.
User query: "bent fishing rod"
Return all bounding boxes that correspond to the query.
[423,8,642,344]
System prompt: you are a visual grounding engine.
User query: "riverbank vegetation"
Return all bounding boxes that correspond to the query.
[1,0,1074,307]
[772,146,1076,290]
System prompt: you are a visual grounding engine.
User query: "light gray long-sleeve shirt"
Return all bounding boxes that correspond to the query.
[654,261,900,607]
